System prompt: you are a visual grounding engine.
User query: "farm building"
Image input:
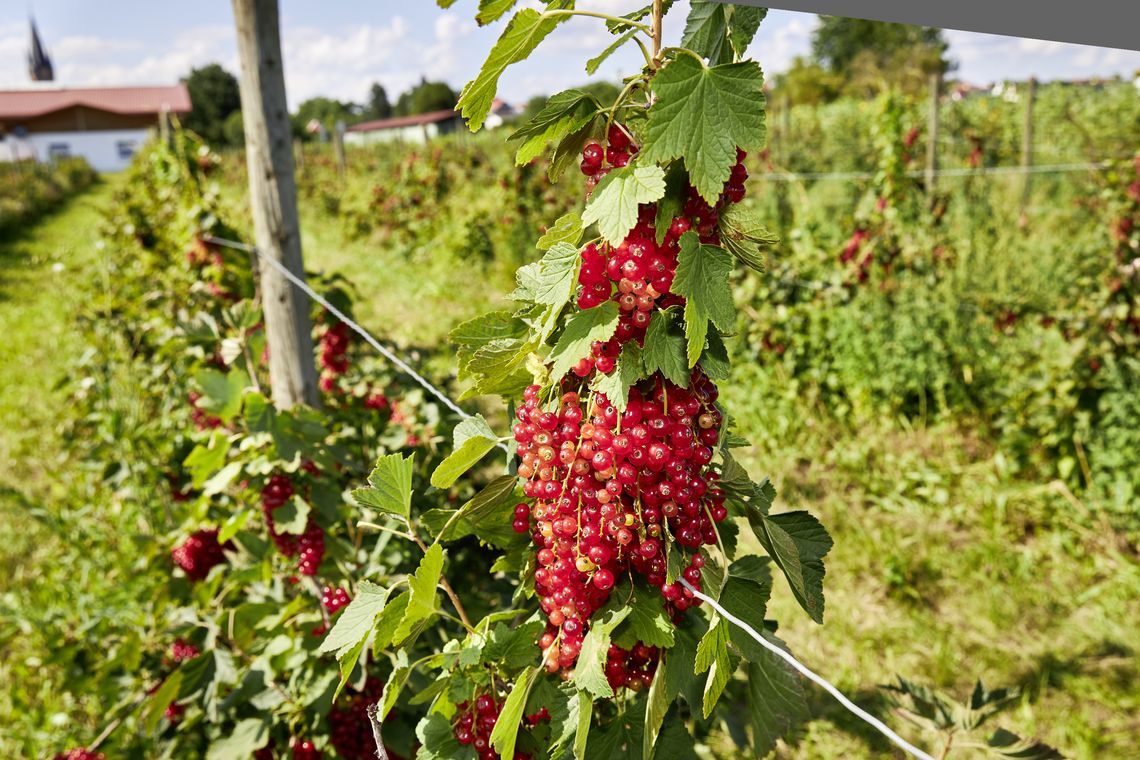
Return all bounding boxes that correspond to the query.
[344,99,516,146]
[0,84,191,171]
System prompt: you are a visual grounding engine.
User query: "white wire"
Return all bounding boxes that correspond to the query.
[201,235,510,454]
[755,160,1108,183]
[678,578,936,760]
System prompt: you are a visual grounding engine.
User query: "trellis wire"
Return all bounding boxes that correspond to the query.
[201,234,510,454]
[678,578,936,760]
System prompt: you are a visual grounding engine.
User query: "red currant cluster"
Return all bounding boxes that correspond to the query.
[604,642,659,692]
[580,124,639,191]
[260,474,326,576]
[53,749,104,760]
[364,390,390,412]
[188,391,223,431]
[328,677,401,760]
[452,694,532,760]
[171,529,229,581]
[170,639,200,662]
[317,320,351,393]
[321,586,351,614]
[516,372,726,676]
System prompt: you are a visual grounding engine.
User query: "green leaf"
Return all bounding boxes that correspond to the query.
[376,652,411,721]
[194,367,248,421]
[418,711,475,760]
[458,8,567,132]
[718,574,773,663]
[641,308,689,387]
[373,590,411,650]
[694,617,732,718]
[652,719,700,760]
[394,543,444,641]
[728,7,767,59]
[673,233,736,366]
[485,620,544,669]
[183,431,229,488]
[681,1,732,65]
[548,302,620,382]
[217,509,252,544]
[142,672,182,734]
[746,640,808,757]
[548,117,600,182]
[699,328,731,380]
[612,585,674,649]
[582,164,667,245]
[574,691,592,759]
[719,203,777,271]
[454,413,496,448]
[477,0,516,25]
[333,637,366,701]
[588,694,646,756]
[353,452,414,518]
[534,242,581,310]
[537,211,584,251]
[202,460,242,497]
[206,717,269,760]
[643,628,697,760]
[451,310,528,376]
[431,435,498,489]
[590,342,645,413]
[654,162,688,244]
[573,606,632,699]
[986,728,1064,759]
[587,29,637,74]
[459,338,537,400]
[318,580,390,656]
[490,666,537,757]
[273,495,311,535]
[438,475,520,541]
[641,52,767,204]
[752,511,832,624]
[511,92,600,165]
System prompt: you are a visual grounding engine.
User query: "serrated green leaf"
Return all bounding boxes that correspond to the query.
[718,574,773,663]
[512,91,600,165]
[641,52,767,204]
[573,606,632,699]
[642,308,689,387]
[206,717,269,760]
[431,435,499,489]
[373,590,410,650]
[332,637,366,701]
[353,452,414,518]
[752,511,832,624]
[674,232,736,366]
[454,413,496,449]
[728,6,767,59]
[377,652,411,721]
[484,620,544,669]
[460,338,537,400]
[194,367,248,421]
[548,117,600,182]
[458,8,567,132]
[587,29,637,74]
[477,0,516,25]
[201,460,241,497]
[652,719,700,760]
[318,580,390,656]
[273,495,311,535]
[588,694,646,756]
[695,617,732,718]
[681,1,732,65]
[142,672,182,734]
[643,628,697,760]
[535,242,581,310]
[548,302,620,382]
[590,342,645,413]
[613,585,674,649]
[417,711,475,760]
[746,639,808,757]
[582,164,667,245]
[217,509,252,544]
[719,203,777,271]
[490,666,537,757]
[537,211,585,251]
[987,728,1064,759]
[439,475,520,541]
[184,431,229,488]
[394,543,444,641]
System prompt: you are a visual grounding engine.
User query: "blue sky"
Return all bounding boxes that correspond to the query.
[2,1,1138,109]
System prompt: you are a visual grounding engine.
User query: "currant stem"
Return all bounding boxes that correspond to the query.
[651,0,663,67]
[544,9,653,34]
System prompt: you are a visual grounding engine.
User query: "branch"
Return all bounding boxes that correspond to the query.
[366,703,391,760]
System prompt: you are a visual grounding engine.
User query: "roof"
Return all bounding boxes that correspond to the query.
[0,84,192,120]
[346,109,459,133]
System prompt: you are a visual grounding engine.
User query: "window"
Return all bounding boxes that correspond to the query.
[48,142,70,159]
[116,140,138,160]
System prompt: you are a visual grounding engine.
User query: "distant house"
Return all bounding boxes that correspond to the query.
[0,84,191,171]
[344,110,463,146]
[343,99,517,146]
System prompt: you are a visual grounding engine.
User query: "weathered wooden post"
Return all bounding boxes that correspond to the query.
[232,0,320,409]
[925,72,941,193]
[1020,77,1037,213]
[333,120,347,179]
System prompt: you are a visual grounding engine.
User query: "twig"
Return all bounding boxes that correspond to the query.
[651,0,663,67]
[366,703,391,760]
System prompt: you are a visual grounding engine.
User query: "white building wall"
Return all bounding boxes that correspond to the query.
[344,122,440,147]
[24,128,152,172]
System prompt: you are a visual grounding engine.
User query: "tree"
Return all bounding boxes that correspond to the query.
[812,16,950,75]
[392,79,458,116]
[183,63,242,146]
[291,97,358,140]
[772,57,844,106]
[365,82,391,120]
[222,110,245,147]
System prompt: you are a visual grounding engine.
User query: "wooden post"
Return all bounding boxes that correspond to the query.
[158,106,173,149]
[780,96,791,164]
[925,72,941,193]
[232,0,320,410]
[333,120,346,179]
[294,137,305,170]
[1020,77,1037,212]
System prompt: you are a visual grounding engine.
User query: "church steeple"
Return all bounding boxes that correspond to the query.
[29,18,54,82]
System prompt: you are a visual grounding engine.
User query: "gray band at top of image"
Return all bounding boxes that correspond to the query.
[726,0,1140,52]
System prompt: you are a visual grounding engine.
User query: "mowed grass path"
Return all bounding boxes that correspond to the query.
[0,180,117,584]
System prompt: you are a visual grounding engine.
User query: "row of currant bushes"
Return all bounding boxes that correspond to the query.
[0,157,98,235]
[10,129,505,758]
[733,91,1140,512]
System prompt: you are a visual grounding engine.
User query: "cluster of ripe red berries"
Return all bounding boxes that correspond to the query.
[327,677,398,760]
[318,320,351,393]
[580,124,638,190]
[321,586,351,614]
[260,474,325,576]
[188,390,223,431]
[171,529,229,581]
[605,642,658,692]
[450,693,539,760]
[52,750,104,760]
[289,740,321,759]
